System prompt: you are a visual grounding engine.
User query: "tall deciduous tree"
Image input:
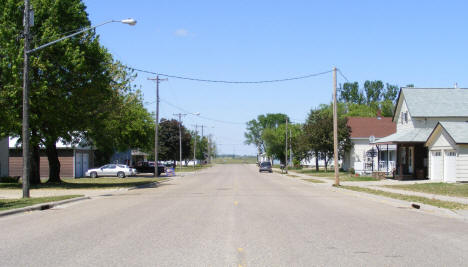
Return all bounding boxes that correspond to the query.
[158,119,192,165]
[302,104,352,171]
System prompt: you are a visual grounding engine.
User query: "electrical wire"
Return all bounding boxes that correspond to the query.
[160,98,246,125]
[128,67,333,84]
[337,68,350,83]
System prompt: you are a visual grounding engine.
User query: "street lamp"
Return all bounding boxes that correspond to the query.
[22,0,136,198]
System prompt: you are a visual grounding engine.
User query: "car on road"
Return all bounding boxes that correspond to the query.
[85,164,136,178]
[259,161,273,173]
[132,161,165,176]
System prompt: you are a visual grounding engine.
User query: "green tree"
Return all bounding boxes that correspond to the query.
[363,80,384,104]
[158,119,192,165]
[244,113,289,158]
[0,0,115,183]
[302,104,351,171]
[262,123,301,164]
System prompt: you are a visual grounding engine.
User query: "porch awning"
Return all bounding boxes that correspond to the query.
[375,128,433,144]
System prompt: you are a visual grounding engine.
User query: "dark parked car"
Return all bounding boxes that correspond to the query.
[259,161,272,173]
[132,161,165,176]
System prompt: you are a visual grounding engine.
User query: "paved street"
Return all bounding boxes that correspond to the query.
[1,164,467,266]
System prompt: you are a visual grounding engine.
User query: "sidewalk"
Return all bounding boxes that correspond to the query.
[282,168,468,205]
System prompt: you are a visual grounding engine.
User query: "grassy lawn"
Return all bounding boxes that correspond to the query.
[302,178,325,183]
[0,177,167,190]
[0,195,83,211]
[172,165,212,172]
[291,169,379,182]
[384,183,468,198]
[213,157,257,164]
[340,185,468,210]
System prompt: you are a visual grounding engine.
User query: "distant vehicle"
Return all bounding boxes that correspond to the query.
[86,164,136,178]
[132,161,165,176]
[259,161,272,173]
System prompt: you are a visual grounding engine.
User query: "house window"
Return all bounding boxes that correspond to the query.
[448,151,457,157]
[433,151,441,157]
[404,112,408,123]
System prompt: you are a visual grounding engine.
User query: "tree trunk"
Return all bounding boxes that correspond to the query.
[315,150,319,172]
[29,144,41,184]
[46,142,61,183]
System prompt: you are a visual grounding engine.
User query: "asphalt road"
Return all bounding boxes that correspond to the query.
[1,164,467,266]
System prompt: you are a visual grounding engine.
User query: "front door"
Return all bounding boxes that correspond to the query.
[75,153,83,178]
[408,147,414,174]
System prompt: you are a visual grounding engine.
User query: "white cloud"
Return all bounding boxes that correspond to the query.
[174,28,189,37]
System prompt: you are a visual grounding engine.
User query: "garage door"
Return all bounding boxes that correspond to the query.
[444,151,457,182]
[430,151,443,180]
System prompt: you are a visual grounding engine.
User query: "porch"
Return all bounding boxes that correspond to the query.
[394,143,428,180]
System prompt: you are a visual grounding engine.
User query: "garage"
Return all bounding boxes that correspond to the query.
[426,122,468,182]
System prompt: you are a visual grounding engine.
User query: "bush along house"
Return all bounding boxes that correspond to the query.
[376,87,468,182]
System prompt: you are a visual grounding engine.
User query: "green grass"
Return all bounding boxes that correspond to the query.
[384,183,468,198]
[170,165,212,172]
[340,185,468,210]
[0,195,83,211]
[0,177,168,190]
[291,169,379,182]
[213,157,257,164]
[302,178,325,183]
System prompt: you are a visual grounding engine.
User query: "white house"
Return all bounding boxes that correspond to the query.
[0,137,8,177]
[377,87,468,181]
[342,116,396,175]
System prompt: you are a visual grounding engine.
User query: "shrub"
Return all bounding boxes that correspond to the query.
[349,168,355,174]
[0,177,20,183]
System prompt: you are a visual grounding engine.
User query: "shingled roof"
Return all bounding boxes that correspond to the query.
[347,117,396,139]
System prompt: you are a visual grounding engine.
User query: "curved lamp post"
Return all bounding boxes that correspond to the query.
[22,1,136,198]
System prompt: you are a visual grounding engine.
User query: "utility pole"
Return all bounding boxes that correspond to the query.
[173,113,186,170]
[148,76,167,177]
[193,124,197,169]
[22,0,32,198]
[285,118,288,174]
[333,67,339,186]
[289,128,292,167]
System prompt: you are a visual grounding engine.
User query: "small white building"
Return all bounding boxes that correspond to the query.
[342,116,396,175]
[425,122,468,182]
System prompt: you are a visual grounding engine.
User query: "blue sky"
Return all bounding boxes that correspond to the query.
[83,0,468,155]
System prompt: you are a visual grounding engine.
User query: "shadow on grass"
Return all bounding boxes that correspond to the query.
[0,195,82,211]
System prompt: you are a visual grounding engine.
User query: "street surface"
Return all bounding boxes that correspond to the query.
[1,164,467,266]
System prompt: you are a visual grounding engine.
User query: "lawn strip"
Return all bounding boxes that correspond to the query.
[340,185,468,210]
[0,195,83,211]
[302,178,325,183]
[0,177,167,190]
[384,183,468,198]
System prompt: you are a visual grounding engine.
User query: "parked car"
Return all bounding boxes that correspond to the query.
[132,161,165,176]
[85,164,136,178]
[259,161,272,173]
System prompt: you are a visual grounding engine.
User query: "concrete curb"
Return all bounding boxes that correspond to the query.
[0,179,173,218]
[0,196,90,218]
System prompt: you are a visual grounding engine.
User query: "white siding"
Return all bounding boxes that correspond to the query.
[457,145,468,181]
[0,138,8,177]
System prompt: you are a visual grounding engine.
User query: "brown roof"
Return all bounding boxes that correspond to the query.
[347,117,396,139]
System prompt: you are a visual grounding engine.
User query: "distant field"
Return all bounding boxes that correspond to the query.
[213,157,257,164]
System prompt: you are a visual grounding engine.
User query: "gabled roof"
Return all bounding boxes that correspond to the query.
[429,122,468,144]
[347,117,396,139]
[376,127,433,144]
[398,88,468,118]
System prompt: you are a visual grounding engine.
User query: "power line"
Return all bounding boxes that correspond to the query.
[337,68,350,83]
[160,98,246,125]
[128,66,333,84]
